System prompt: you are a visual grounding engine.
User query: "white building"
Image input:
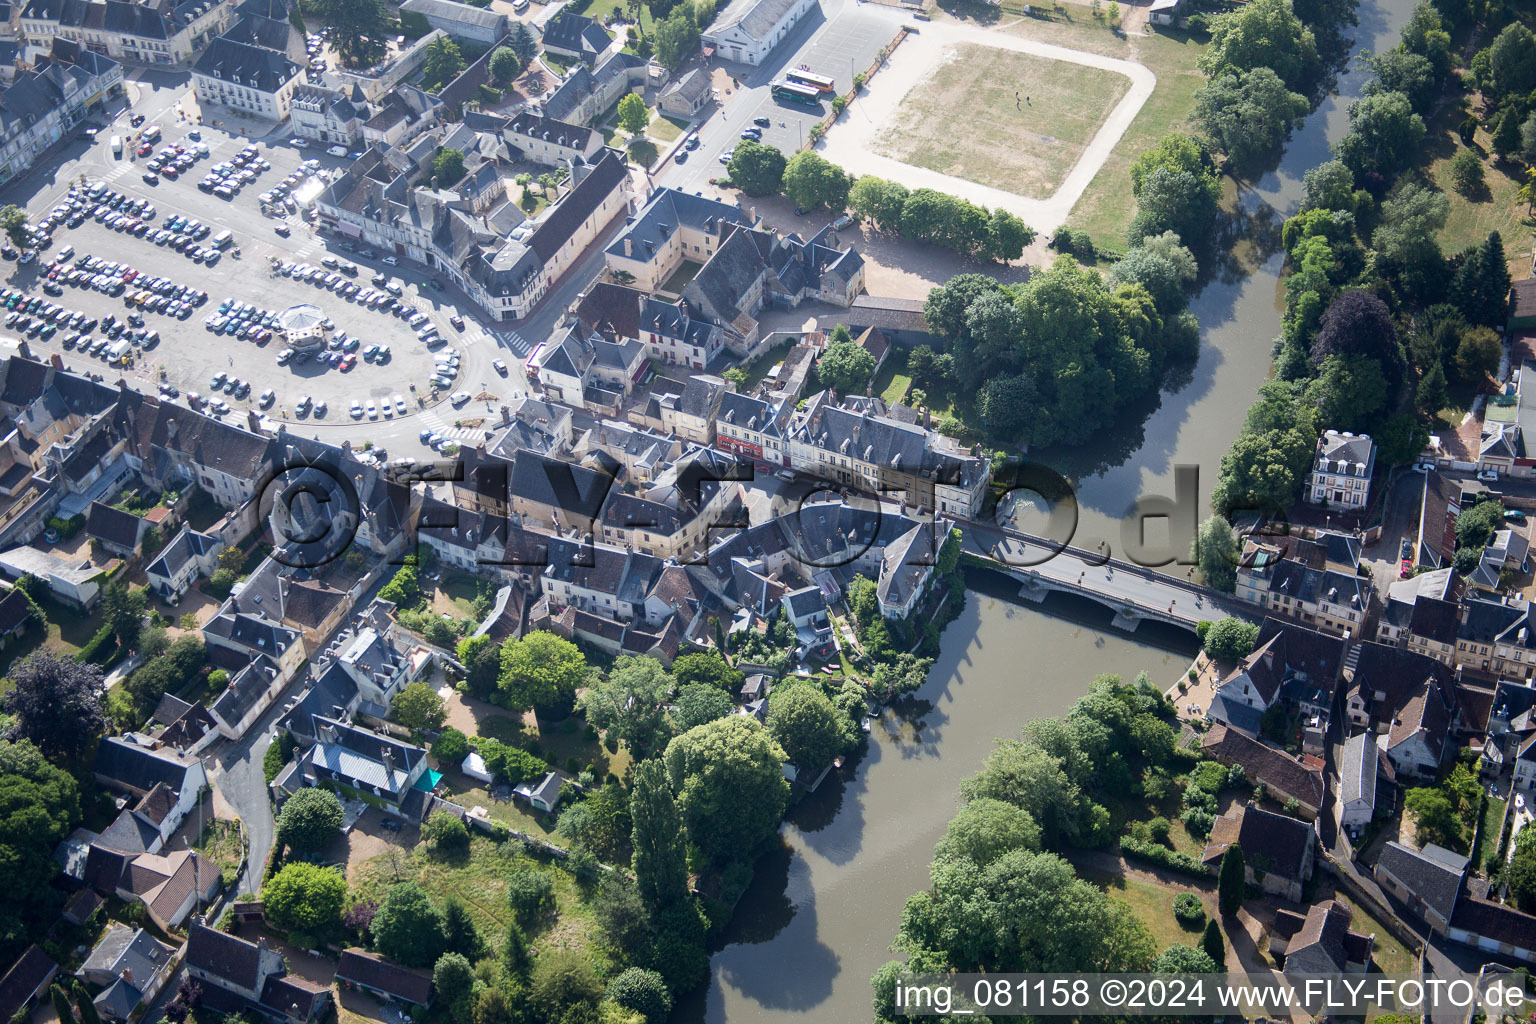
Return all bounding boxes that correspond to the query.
[191,35,305,120]
[702,0,816,66]
[1308,430,1375,509]
[0,39,121,186]
[20,0,235,65]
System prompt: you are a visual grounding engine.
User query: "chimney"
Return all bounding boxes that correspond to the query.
[381,747,395,777]
[624,237,634,257]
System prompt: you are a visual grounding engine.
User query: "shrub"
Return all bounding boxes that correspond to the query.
[1147,816,1171,844]
[1182,806,1215,838]
[422,811,471,853]
[506,865,554,927]
[1120,837,1208,877]
[433,727,470,764]
[1173,892,1206,927]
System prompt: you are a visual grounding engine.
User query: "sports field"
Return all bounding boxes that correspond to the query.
[871,42,1130,199]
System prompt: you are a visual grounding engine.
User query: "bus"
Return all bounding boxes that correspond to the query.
[771,80,822,107]
[786,68,836,94]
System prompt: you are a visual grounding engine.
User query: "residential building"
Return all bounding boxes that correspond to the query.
[84,499,147,555]
[1269,901,1373,972]
[1200,802,1316,902]
[1199,722,1326,818]
[144,525,224,601]
[80,926,176,1022]
[191,34,305,120]
[1338,730,1378,831]
[540,12,611,63]
[1233,531,1372,637]
[184,924,331,1024]
[603,187,757,292]
[1375,841,1466,935]
[291,716,435,821]
[0,543,102,608]
[1449,898,1536,965]
[399,0,506,43]
[19,0,232,63]
[1344,642,1457,780]
[107,848,220,930]
[715,390,792,467]
[1307,430,1375,509]
[93,735,208,806]
[541,49,653,126]
[658,67,709,117]
[702,0,816,65]
[0,38,121,185]
[334,950,433,1009]
[0,947,57,1024]
[574,281,727,374]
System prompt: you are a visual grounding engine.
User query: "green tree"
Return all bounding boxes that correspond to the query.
[433,727,470,764]
[871,653,932,699]
[727,140,787,196]
[1452,231,1511,329]
[1194,515,1240,592]
[1448,149,1485,196]
[507,21,537,64]
[530,950,603,1021]
[1362,48,1438,113]
[671,683,734,732]
[423,35,466,88]
[672,651,743,693]
[606,968,672,1024]
[488,46,522,86]
[455,634,502,701]
[783,151,852,211]
[579,656,673,757]
[276,787,343,854]
[379,563,421,609]
[319,0,390,66]
[433,952,476,1024]
[1152,943,1218,973]
[433,148,467,187]
[1197,0,1322,94]
[1202,918,1227,969]
[1204,617,1259,661]
[556,781,632,863]
[506,865,555,927]
[372,882,448,968]
[1509,831,1536,912]
[1455,326,1501,385]
[441,896,483,960]
[1193,67,1310,173]
[766,683,847,769]
[262,862,348,932]
[933,797,1041,867]
[848,175,911,231]
[1217,844,1246,915]
[1405,787,1463,848]
[818,331,877,394]
[391,679,446,731]
[422,810,471,853]
[631,759,689,909]
[71,980,99,1024]
[617,93,650,135]
[1335,90,1426,180]
[652,6,700,69]
[1112,231,1198,312]
[498,630,587,716]
[959,739,1082,847]
[2,652,106,762]
[50,984,75,1024]
[1417,360,1448,416]
[0,205,30,249]
[664,716,789,864]
[0,740,81,970]
[101,580,146,651]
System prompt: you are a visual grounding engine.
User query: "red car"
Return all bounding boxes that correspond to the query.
[339,353,357,371]
[136,142,153,156]
[1400,559,1414,579]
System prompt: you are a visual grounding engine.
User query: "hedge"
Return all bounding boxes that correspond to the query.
[1120,837,1210,878]
[74,622,118,666]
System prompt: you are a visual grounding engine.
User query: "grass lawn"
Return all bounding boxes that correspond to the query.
[450,777,557,836]
[0,594,108,679]
[564,0,654,36]
[1479,795,1508,870]
[195,819,247,886]
[649,112,686,143]
[350,836,599,957]
[660,259,704,294]
[1094,871,1215,953]
[988,21,1209,243]
[428,572,484,618]
[736,338,798,389]
[872,359,911,405]
[1422,115,1535,272]
[874,42,1130,199]
[1331,893,1413,975]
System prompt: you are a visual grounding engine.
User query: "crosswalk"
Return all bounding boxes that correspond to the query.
[415,408,481,441]
[493,329,532,355]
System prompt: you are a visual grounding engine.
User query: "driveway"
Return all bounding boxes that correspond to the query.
[816,16,1156,234]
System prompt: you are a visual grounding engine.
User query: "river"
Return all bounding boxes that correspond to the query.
[680,0,1416,1019]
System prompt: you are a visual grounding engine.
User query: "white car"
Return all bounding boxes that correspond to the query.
[289,137,309,148]
[350,399,363,418]
[394,395,408,416]
[258,389,275,408]
[381,399,394,417]
[382,255,398,265]
[326,145,348,157]
[313,399,327,416]
[492,359,508,375]
[450,390,471,406]
[366,401,378,419]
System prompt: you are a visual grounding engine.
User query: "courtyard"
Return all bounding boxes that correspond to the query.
[872,42,1130,199]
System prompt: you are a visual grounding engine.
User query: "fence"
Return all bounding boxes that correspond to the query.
[801,27,913,151]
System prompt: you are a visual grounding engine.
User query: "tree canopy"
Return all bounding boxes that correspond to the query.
[0,739,80,962]
[1194,67,1310,173]
[262,862,348,932]
[783,152,852,211]
[1197,0,1322,94]
[818,328,877,394]
[727,140,787,196]
[766,682,849,770]
[276,787,344,854]
[664,716,789,864]
[2,652,105,762]
[499,630,587,716]
[372,882,448,968]
[317,0,389,66]
[391,679,446,731]
[580,656,674,757]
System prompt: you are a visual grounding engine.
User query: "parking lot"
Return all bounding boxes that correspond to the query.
[0,100,512,445]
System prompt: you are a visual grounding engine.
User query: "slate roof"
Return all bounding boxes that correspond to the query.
[1201,802,1313,881]
[1199,722,1325,809]
[186,923,262,992]
[308,715,425,796]
[710,0,805,42]
[1450,896,1536,949]
[400,0,506,31]
[507,448,617,517]
[97,808,161,854]
[605,187,752,264]
[82,925,173,986]
[540,12,610,58]
[1376,841,1466,923]
[0,946,57,1023]
[1276,900,1370,971]
[210,657,279,727]
[193,36,303,94]
[94,977,144,1020]
[1340,731,1376,811]
[146,526,221,581]
[85,501,143,551]
[94,737,200,796]
[0,588,34,636]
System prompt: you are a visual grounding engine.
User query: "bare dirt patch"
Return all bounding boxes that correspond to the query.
[872,42,1129,199]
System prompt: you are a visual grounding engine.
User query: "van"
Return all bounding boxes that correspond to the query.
[110,135,122,156]
[141,123,161,142]
[326,144,348,157]
[212,229,234,249]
